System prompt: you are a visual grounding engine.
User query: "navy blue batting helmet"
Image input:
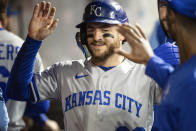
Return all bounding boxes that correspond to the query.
[76,0,129,28]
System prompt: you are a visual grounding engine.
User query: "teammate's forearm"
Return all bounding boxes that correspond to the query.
[25,100,50,115]
[145,55,175,89]
[6,36,42,101]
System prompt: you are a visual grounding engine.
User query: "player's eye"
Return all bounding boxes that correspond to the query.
[87,34,94,38]
[103,29,109,32]
[103,33,114,38]
[87,30,93,33]
[159,1,167,7]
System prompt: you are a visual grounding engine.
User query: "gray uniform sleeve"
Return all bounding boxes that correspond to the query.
[32,63,61,102]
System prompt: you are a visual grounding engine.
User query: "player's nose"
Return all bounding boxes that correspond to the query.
[93,29,103,41]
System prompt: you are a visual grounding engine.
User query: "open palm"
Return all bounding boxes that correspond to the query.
[28,1,59,40]
[116,24,154,65]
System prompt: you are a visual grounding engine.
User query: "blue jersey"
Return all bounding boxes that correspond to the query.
[146,54,196,131]
[152,42,180,131]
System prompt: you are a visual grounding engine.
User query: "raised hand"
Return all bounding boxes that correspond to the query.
[116,24,154,65]
[28,1,59,40]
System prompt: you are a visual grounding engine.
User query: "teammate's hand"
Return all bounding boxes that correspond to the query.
[43,119,60,131]
[28,1,59,40]
[116,24,154,65]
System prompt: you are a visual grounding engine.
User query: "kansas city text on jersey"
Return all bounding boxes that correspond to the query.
[65,90,142,118]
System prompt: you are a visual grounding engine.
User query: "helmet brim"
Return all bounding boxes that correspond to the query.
[76,19,125,28]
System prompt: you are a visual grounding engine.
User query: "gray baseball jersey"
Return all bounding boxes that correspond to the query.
[31,58,162,131]
[0,29,43,131]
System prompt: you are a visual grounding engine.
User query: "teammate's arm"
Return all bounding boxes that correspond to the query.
[116,24,175,89]
[6,1,59,101]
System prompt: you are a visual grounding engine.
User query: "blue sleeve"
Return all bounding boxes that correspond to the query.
[6,36,42,101]
[145,55,175,89]
[0,88,9,131]
[154,42,180,67]
[31,113,48,126]
[24,100,50,116]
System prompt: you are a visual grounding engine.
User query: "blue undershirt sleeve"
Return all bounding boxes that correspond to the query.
[25,100,50,116]
[31,113,48,126]
[145,55,175,89]
[6,36,42,101]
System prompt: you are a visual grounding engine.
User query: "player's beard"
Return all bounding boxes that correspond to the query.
[88,40,120,62]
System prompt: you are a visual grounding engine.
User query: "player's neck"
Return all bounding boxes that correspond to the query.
[92,54,125,67]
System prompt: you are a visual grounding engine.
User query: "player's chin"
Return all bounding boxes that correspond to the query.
[92,51,114,61]
[92,52,105,58]
[90,48,106,55]
[91,51,105,58]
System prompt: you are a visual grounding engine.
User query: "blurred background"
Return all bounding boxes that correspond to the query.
[8,0,159,130]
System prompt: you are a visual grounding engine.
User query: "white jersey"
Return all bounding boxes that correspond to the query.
[31,58,162,131]
[0,29,43,131]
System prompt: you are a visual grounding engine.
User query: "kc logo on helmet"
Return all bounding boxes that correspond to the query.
[90,5,102,16]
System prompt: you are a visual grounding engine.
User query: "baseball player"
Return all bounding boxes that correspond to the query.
[0,1,11,130]
[6,0,179,131]
[0,1,46,131]
[5,3,60,131]
[149,16,180,130]
[152,42,180,131]
[116,0,196,130]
